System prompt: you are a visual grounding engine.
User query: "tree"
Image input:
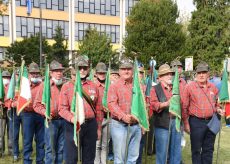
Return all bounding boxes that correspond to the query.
[185,0,230,71]
[0,1,8,15]
[124,0,186,67]
[78,28,115,67]
[49,26,68,66]
[6,34,51,67]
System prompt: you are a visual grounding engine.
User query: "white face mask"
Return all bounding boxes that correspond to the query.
[52,77,63,86]
[31,77,41,84]
[3,79,10,86]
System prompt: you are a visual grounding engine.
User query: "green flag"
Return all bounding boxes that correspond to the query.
[0,69,5,101]
[71,68,85,146]
[15,69,21,97]
[219,67,229,102]
[7,72,16,100]
[102,67,110,110]
[42,64,51,127]
[169,67,181,132]
[131,60,149,131]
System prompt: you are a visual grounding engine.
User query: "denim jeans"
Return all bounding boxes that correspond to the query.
[64,118,97,164]
[22,112,45,164]
[8,108,22,157]
[189,116,216,164]
[110,119,141,164]
[154,119,181,164]
[136,134,146,164]
[45,119,64,164]
[95,118,110,164]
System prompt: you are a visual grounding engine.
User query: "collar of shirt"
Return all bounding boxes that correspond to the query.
[95,80,104,88]
[161,82,172,91]
[195,81,212,88]
[120,78,133,85]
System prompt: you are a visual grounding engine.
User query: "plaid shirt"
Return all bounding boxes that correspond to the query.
[150,83,173,113]
[23,82,42,112]
[33,80,62,118]
[150,80,185,114]
[182,81,219,126]
[108,78,146,120]
[58,80,103,130]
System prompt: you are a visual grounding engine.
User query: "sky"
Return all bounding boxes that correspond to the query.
[176,0,196,20]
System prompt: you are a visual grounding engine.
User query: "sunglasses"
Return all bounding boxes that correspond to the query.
[78,66,88,70]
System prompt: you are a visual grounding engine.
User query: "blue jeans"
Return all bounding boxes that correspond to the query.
[45,119,65,164]
[22,112,45,164]
[154,119,181,164]
[110,119,141,164]
[136,134,146,164]
[8,108,22,157]
[189,116,216,164]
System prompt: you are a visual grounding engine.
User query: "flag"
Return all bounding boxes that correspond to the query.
[7,72,16,100]
[6,71,16,109]
[102,67,110,110]
[0,69,4,102]
[219,67,229,102]
[26,0,32,15]
[169,67,181,132]
[15,69,21,97]
[145,61,157,96]
[42,64,51,128]
[17,64,31,115]
[71,68,85,146]
[131,60,149,131]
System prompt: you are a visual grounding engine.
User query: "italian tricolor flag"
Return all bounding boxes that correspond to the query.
[17,62,31,115]
[71,68,85,146]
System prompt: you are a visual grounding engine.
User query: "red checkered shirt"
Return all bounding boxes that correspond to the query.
[33,80,62,118]
[107,78,146,120]
[58,80,103,130]
[182,81,219,126]
[150,83,173,113]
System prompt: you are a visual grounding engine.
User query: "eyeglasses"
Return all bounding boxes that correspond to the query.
[78,66,88,71]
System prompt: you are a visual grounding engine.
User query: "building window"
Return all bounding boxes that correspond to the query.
[76,22,120,43]
[0,47,5,61]
[15,17,69,39]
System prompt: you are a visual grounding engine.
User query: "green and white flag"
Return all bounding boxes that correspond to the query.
[0,69,5,102]
[219,67,229,102]
[169,67,181,132]
[131,60,149,131]
[71,68,85,146]
[7,72,16,100]
[42,64,51,128]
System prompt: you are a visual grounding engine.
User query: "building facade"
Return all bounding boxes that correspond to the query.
[0,0,139,60]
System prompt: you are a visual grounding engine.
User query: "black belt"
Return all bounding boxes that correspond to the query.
[112,118,139,126]
[85,117,95,123]
[190,116,212,121]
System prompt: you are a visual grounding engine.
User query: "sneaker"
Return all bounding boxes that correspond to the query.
[108,154,114,161]
[13,155,18,162]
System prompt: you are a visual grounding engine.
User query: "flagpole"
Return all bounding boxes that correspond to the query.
[105,61,111,164]
[76,68,81,163]
[216,103,224,164]
[39,0,43,68]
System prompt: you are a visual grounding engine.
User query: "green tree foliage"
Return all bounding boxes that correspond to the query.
[6,34,51,66]
[49,26,68,66]
[124,0,186,67]
[78,28,115,67]
[185,0,230,71]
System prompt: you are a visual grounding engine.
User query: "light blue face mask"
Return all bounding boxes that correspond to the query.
[31,77,41,84]
[52,78,63,86]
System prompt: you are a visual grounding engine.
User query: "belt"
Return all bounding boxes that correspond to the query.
[190,116,212,121]
[112,118,139,126]
[85,117,95,123]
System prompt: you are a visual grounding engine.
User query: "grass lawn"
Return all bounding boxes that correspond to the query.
[0,125,229,164]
